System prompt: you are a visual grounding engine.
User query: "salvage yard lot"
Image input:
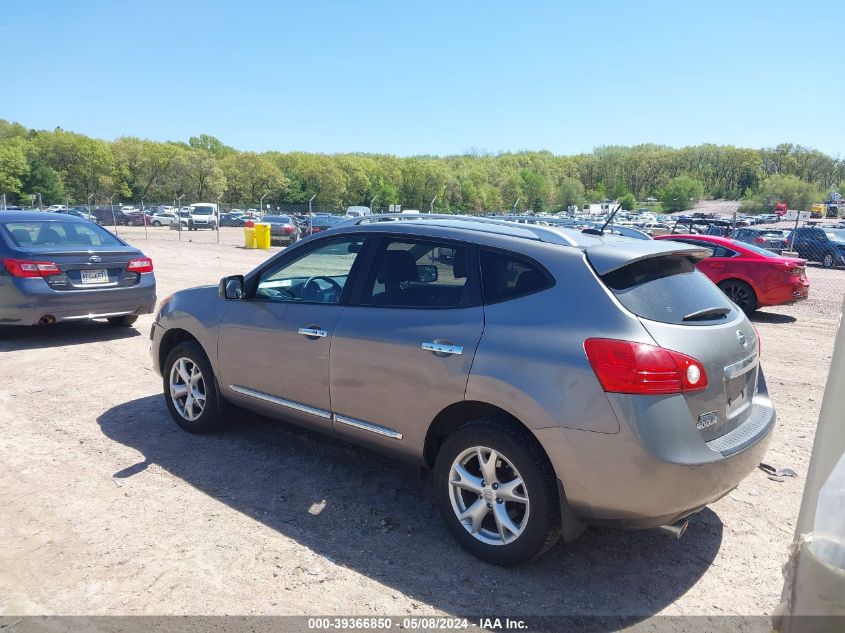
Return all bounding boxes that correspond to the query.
[1,233,842,618]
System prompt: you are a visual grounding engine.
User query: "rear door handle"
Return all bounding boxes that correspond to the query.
[421,341,463,355]
[298,327,328,338]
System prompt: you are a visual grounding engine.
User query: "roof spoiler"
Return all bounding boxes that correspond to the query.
[586,239,711,276]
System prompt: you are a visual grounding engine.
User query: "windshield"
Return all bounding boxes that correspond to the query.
[1,221,123,249]
[191,206,215,215]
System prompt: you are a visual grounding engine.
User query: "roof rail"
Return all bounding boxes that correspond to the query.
[341,213,581,247]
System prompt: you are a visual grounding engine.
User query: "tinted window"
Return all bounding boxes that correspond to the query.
[711,246,737,258]
[2,221,122,248]
[480,250,550,302]
[263,215,292,223]
[256,237,364,303]
[602,255,736,325]
[360,239,471,308]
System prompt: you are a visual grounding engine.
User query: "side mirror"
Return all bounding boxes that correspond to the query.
[416,264,438,283]
[219,275,245,300]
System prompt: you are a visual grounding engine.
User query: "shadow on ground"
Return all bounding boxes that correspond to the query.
[0,322,141,352]
[751,311,797,324]
[98,396,724,624]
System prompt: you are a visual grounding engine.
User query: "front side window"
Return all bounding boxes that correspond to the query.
[360,239,472,308]
[2,221,122,248]
[256,237,365,304]
[480,250,551,303]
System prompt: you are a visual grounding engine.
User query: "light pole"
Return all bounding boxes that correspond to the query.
[87,194,95,213]
[140,195,148,239]
[430,195,437,214]
[512,196,520,215]
[216,193,224,244]
[369,195,378,215]
[176,194,185,241]
[1,194,5,211]
[259,193,269,219]
[37,192,43,211]
[308,193,316,235]
[109,193,118,234]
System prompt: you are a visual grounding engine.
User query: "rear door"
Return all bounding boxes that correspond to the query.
[328,237,484,460]
[594,250,759,442]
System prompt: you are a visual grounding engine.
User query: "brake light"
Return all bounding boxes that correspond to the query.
[775,261,803,275]
[2,258,62,278]
[753,237,765,244]
[283,226,294,234]
[584,338,708,395]
[126,257,154,273]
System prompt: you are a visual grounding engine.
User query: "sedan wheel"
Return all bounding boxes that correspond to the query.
[448,446,529,546]
[823,252,835,268]
[719,279,758,314]
[169,357,206,422]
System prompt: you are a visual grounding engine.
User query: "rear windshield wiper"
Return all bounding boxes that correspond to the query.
[682,306,731,322]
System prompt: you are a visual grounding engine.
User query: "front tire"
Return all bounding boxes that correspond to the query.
[152,221,161,227]
[433,419,561,565]
[718,279,758,314]
[162,341,225,433]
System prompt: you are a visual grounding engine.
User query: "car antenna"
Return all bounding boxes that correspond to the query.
[582,201,622,236]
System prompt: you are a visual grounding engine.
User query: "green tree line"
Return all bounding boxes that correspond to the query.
[1,119,842,213]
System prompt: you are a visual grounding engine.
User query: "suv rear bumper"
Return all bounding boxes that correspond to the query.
[535,386,775,529]
[0,274,156,325]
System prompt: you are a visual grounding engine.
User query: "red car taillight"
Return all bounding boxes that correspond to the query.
[126,257,154,273]
[753,237,765,244]
[283,226,294,234]
[584,338,708,395]
[2,258,62,278]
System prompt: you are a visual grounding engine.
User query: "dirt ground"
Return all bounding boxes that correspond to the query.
[1,228,843,620]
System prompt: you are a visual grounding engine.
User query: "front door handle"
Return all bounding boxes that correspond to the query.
[421,341,463,355]
[298,327,328,338]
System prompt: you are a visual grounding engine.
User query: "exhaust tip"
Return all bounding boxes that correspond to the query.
[38,315,56,325]
[657,519,689,539]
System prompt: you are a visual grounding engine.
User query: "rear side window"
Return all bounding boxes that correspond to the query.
[602,255,736,325]
[1,221,122,248]
[480,250,551,303]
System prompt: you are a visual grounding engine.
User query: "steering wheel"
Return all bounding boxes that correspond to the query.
[302,275,343,301]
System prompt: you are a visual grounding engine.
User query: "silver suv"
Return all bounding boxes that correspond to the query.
[151,215,775,565]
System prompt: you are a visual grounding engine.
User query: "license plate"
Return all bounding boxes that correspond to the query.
[81,269,109,284]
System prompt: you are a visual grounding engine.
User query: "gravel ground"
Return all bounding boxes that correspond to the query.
[1,230,843,620]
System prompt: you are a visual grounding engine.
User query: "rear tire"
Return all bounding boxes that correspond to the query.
[107,315,138,327]
[162,341,226,433]
[152,221,161,227]
[822,252,835,269]
[718,279,758,314]
[433,418,561,566]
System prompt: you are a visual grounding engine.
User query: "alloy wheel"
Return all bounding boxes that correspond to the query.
[724,283,750,309]
[824,253,834,268]
[448,446,529,546]
[169,357,206,422]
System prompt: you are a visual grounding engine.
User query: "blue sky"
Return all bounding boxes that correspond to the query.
[3,1,841,156]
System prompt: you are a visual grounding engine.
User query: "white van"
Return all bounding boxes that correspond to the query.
[345,206,371,218]
[180,203,219,230]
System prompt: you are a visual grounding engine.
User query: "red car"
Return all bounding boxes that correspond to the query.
[654,234,810,313]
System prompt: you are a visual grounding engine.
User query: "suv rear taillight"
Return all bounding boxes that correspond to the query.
[584,338,708,395]
[2,258,62,278]
[126,257,154,273]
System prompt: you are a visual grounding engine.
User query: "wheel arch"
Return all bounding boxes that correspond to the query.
[157,327,203,374]
[718,276,759,301]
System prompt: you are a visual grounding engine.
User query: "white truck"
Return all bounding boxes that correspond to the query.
[178,203,219,230]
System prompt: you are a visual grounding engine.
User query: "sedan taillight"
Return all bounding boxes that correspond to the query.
[126,257,154,273]
[2,258,62,278]
[283,226,294,234]
[584,338,708,395]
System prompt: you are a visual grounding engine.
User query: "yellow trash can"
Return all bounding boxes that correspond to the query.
[243,226,256,249]
[254,223,271,250]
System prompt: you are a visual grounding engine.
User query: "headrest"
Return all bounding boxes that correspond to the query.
[377,250,417,284]
[11,229,32,244]
[452,249,467,278]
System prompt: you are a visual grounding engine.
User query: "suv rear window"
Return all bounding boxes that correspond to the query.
[602,255,736,325]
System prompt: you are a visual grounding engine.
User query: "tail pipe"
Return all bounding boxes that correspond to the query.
[656,518,689,539]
